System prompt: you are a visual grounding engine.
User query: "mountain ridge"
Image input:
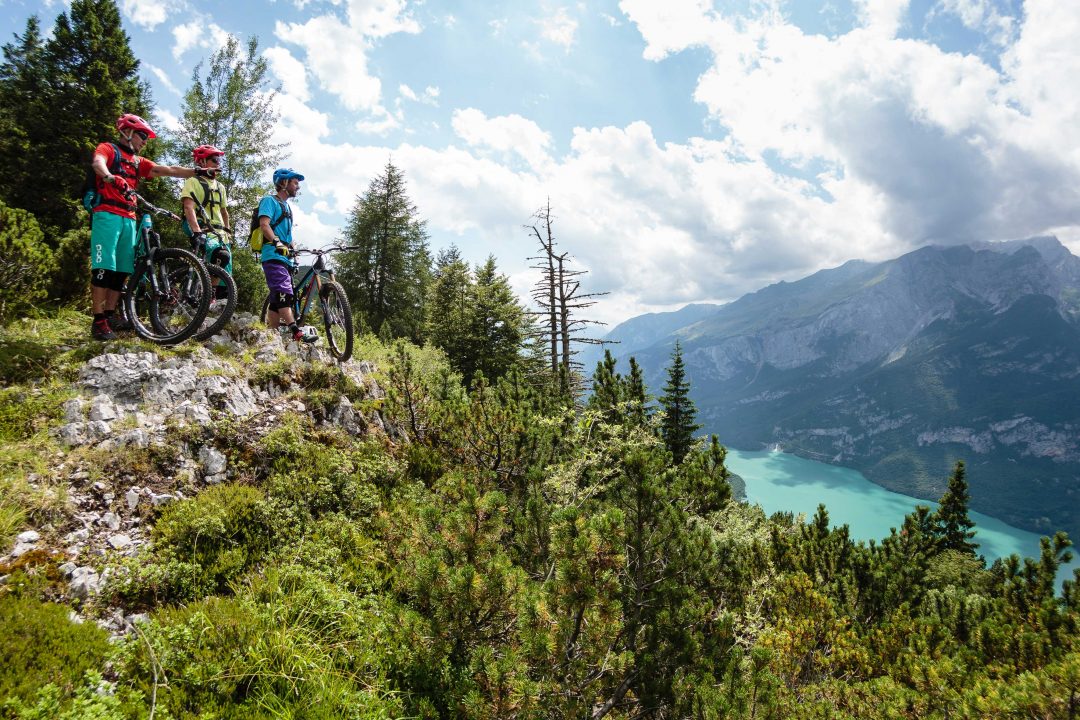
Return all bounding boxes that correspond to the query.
[599,237,1080,536]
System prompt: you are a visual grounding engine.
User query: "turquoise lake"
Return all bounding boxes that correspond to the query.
[725,448,1080,586]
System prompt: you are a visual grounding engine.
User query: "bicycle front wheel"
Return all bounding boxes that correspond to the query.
[125,248,211,345]
[191,264,237,341]
[316,280,353,361]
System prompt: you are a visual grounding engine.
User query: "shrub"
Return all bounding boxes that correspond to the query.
[0,595,112,706]
[114,484,273,605]
[49,226,91,305]
[0,202,57,320]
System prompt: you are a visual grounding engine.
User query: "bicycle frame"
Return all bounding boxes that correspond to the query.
[290,252,336,323]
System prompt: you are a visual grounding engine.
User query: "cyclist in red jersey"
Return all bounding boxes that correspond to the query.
[88,114,212,340]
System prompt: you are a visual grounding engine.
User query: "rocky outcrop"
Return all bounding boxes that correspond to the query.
[2,314,386,635]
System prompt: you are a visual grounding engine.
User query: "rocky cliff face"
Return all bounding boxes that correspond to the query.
[610,238,1080,537]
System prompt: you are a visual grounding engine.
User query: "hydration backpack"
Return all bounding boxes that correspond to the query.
[248,197,291,252]
[80,143,139,217]
[181,176,226,237]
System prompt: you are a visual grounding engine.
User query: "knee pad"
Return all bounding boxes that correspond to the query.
[91,269,127,291]
[268,292,294,311]
[210,247,231,267]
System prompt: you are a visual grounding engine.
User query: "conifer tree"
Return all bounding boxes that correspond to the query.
[425,245,471,366]
[467,256,528,383]
[934,461,978,554]
[658,341,702,463]
[17,0,152,234]
[336,161,431,342]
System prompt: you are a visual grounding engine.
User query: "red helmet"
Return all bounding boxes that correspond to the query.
[116,113,156,139]
[193,144,224,163]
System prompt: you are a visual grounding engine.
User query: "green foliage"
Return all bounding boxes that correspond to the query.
[166,35,284,220]
[230,244,265,314]
[934,460,978,553]
[0,595,112,708]
[425,251,530,385]
[658,340,702,463]
[0,0,153,236]
[0,201,56,319]
[336,161,431,342]
[49,227,91,304]
[113,484,272,605]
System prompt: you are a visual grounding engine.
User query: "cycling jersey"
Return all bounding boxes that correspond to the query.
[92,142,155,220]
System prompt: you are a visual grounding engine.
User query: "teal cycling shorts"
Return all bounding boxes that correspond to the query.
[90,211,137,274]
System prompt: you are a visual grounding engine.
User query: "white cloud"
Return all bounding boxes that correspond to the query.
[146,64,180,96]
[399,84,439,105]
[619,0,1080,252]
[155,108,180,134]
[452,108,553,170]
[171,21,230,61]
[938,0,1016,45]
[539,7,578,50]
[275,0,420,114]
[119,0,173,30]
[264,46,310,102]
[851,0,909,38]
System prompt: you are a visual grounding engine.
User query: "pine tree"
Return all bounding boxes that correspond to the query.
[22,0,152,234]
[658,341,702,463]
[467,256,527,383]
[0,17,48,217]
[934,460,979,554]
[425,245,471,366]
[167,36,284,217]
[336,161,431,341]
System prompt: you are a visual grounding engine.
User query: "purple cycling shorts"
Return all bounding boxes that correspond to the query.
[262,260,293,296]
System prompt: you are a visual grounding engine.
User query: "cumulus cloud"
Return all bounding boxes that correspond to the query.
[119,0,173,30]
[618,0,1080,254]
[264,46,310,102]
[451,108,553,169]
[275,0,419,114]
[171,21,230,61]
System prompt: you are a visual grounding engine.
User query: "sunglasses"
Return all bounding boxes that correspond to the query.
[134,130,149,141]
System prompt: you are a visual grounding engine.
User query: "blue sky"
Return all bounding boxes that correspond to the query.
[3,0,1078,326]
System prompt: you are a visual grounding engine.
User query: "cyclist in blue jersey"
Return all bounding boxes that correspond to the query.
[259,168,315,343]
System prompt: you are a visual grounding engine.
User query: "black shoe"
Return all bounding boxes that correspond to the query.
[91,319,117,341]
[110,314,132,332]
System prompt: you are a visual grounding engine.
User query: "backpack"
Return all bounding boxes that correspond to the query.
[248,197,291,252]
[181,176,226,237]
[81,143,139,217]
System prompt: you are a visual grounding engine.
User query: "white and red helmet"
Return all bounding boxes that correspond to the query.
[116,113,156,139]
[193,144,224,163]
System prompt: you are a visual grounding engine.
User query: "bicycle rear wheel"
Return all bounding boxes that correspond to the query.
[315,280,353,361]
[125,248,211,345]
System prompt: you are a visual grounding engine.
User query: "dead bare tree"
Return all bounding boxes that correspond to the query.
[527,200,609,397]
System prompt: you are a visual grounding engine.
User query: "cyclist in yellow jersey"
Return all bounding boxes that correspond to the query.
[181,145,233,302]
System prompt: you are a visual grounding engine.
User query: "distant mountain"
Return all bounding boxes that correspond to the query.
[604,238,1080,537]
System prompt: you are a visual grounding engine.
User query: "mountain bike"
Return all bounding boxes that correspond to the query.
[259,247,356,362]
[186,227,237,341]
[121,194,211,345]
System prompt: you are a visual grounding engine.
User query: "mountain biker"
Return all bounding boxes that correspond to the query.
[181,144,232,304]
[89,114,212,341]
[259,167,316,344]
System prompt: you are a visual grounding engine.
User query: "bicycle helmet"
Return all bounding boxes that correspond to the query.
[193,144,224,163]
[273,168,305,185]
[116,113,156,139]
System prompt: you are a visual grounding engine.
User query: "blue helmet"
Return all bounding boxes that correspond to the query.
[273,167,305,186]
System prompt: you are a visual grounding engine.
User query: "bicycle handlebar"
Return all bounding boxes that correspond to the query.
[129,192,182,223]
[290,245,363,257]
